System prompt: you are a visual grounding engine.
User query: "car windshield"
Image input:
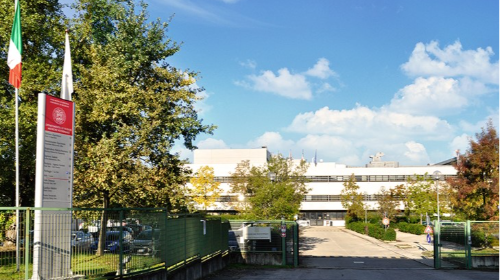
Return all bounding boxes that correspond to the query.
[107,232,121,241]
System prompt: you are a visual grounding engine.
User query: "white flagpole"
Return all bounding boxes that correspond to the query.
[15,88,20,271]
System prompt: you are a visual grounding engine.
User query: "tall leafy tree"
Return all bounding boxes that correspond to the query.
[230,155,309,220]
[70,0,215,210]
[340,174,364,221]
[0,0,66,206]
[407,174,437,223]
[448,120,499,220]
[68,0,215,255]
[189,166,221,211]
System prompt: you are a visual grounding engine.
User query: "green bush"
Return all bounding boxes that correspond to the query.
[397,222,425,235]
[346,221,396,241]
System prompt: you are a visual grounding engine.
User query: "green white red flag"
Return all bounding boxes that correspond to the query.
[7,0,22,89]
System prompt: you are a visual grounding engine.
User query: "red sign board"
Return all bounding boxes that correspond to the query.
[45,95,74,136]
[382,217,390,226]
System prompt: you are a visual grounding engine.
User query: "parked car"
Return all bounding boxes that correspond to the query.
[126,224,152,238]
[130,229,161,256]
[91,231,133,253]
[71,231,94,252]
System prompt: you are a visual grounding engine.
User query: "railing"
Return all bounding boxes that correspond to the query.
[0,207,229,280]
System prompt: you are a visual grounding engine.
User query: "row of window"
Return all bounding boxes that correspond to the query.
[214,195,384,203]
[212,174,455,183]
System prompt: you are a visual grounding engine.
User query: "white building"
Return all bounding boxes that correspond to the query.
[186,147,457,225]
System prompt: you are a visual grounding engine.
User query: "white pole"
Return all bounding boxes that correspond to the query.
[15,88,20,271]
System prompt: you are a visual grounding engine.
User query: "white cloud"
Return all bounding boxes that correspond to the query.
[197,138,229,149]
[237,58,341,100]
[239,59,257,69]
[404,141,430,163]
[245,68,312,100]
[286,105,453,140]
[449,134,470,157]
[318,82,337,93]
[305,58,337,79]
[246,132,295,152]
[401,41,499,84]
[388,77,473,116]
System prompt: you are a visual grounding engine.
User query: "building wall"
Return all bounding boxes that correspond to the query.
[186,148,457,220]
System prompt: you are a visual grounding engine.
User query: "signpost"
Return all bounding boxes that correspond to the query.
[32,94,75,279]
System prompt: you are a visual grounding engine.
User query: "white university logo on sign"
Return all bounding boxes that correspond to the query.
[53,107,66,125]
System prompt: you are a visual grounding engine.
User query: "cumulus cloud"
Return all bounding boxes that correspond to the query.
[401,41,499,84]
[194,91,213,115]
[244,68,313,100]
[246,132,295,152]
[404,141,430,163]
[236,58,340,100]
[286,105,453,140]
[305,58,337,79]
[197,138,229,149]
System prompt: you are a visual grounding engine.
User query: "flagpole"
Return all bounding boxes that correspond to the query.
[15,87,20,272]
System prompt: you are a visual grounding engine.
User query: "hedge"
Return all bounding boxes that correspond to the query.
[397,222,425,235]
[346,221,396,241]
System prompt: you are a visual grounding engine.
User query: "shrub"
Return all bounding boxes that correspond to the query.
[346,221,396,241]
[397,222,425,235]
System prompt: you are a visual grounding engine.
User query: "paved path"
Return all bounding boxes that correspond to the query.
[300,226,433,268]
[205,226,499,280]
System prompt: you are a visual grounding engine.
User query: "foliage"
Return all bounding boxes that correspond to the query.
[189,166,221,211]
[0,0,66,206]
[397,222,425,235]
[406,174,437,222]
[448,120,499,221]
[70,0,215,211]
[391,184,412,219]
[346,221,396,241]
[340,174,364,220]
[229,155,309,220]
[376,186,399,220]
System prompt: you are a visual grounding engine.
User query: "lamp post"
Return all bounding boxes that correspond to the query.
[432,170,442,223]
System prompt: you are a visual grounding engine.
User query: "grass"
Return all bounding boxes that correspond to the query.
[0,251,164,280]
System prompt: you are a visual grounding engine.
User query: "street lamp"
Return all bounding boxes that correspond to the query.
[432,170,442,223]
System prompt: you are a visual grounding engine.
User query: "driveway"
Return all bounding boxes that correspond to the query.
[204,226,499,280]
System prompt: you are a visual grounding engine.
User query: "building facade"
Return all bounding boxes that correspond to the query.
[186,147,457,226]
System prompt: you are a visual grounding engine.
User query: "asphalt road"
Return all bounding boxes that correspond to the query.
[205,226,499,280]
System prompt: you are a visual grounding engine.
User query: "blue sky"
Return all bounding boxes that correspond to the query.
[150,1,498,165]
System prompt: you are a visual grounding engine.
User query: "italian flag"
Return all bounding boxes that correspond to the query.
[7,0,22,89]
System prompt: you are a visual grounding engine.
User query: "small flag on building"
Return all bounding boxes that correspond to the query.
[7,0,22,89]
[61,30,74,100]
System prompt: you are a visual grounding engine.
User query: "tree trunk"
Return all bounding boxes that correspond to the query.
[96,194,110,256]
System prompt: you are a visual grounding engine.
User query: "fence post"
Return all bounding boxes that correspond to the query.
[25,208,30,280]
[293,222,298,267]
[281,218,286,266]
[433,220,440,269]
[466,220,472,269]
[118,209,124,276]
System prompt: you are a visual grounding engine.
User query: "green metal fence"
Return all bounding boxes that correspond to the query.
[434,220,499,269]
[0,207,230,280]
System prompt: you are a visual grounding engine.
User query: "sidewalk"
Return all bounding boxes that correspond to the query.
[339,228,435,267]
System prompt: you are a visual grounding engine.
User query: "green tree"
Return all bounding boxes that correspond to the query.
[340,174,364,221]
[407,174,436,223]
[392,183,412,220]
[376,186,399,220]
[448,120,499,220]
[230,155,309,220]
[189,166,221,211]
[70,0,215,211]
[67,0,215,255]
[0,0,66,206]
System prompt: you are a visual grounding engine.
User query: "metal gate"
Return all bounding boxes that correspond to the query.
[434,221,467,268]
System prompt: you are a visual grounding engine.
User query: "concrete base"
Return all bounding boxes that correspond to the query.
[230,252,283,266]
[472,256,499,268]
